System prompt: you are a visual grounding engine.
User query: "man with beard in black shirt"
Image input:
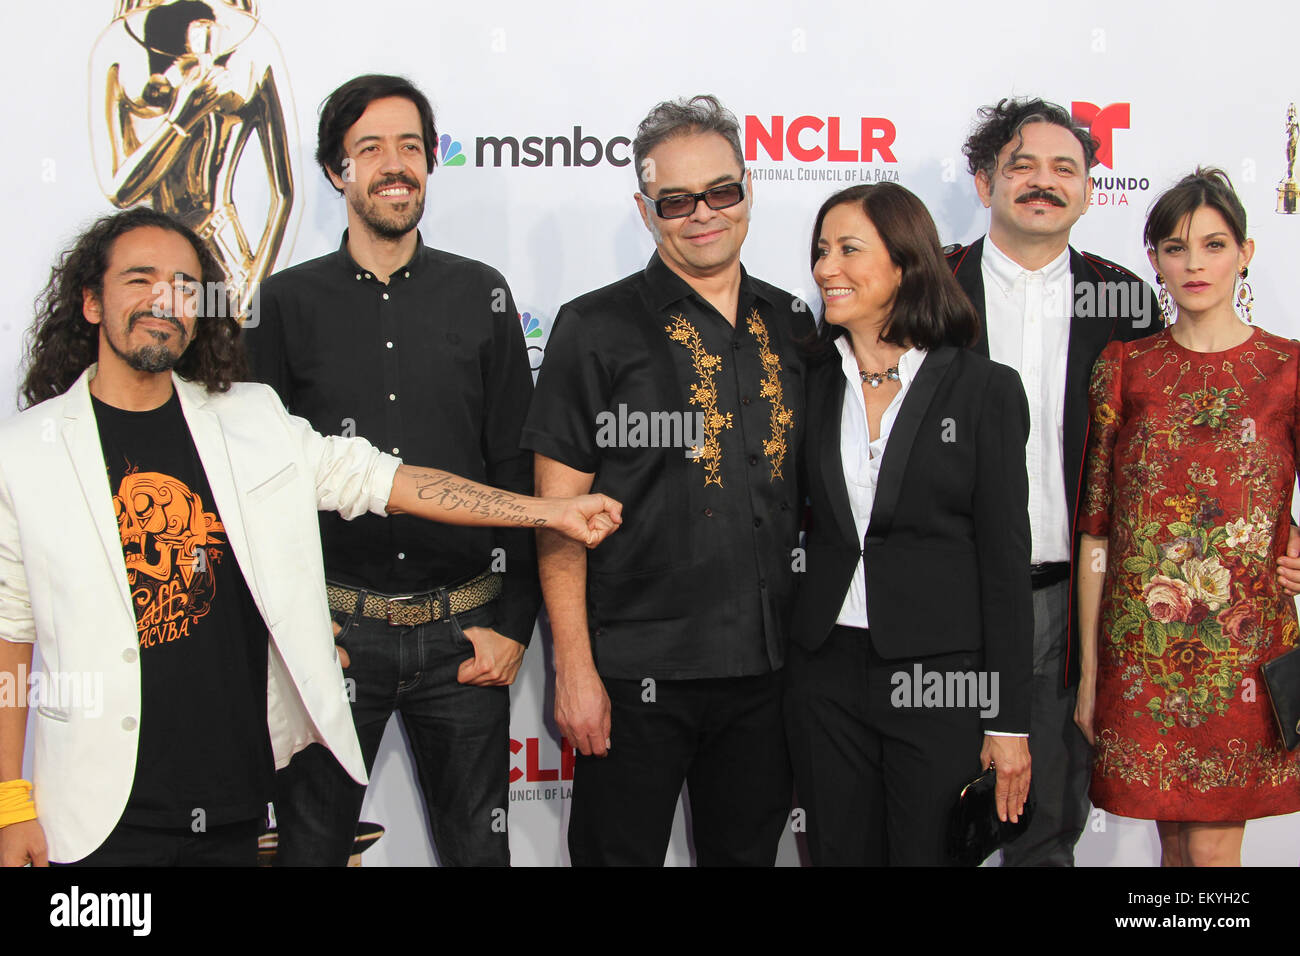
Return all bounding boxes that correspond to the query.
[246,75,539,866]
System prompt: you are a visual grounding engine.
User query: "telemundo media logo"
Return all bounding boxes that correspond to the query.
[1071,102,1128,169]
[1071,100,1151,207]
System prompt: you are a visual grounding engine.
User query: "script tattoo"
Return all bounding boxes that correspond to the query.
[411,472,547,526]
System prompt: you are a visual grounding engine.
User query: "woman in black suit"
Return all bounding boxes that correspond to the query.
[786,183,1034,865]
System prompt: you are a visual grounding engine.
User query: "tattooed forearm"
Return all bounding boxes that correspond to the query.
[407,471,549,527]
[387,463,619,545]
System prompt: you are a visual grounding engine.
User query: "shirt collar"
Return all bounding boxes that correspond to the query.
[982,235,1070,297]
[833,334,927,390]
[642,251,771,314]
[335,230,428,282]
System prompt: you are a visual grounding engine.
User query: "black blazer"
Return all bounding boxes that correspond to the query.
[947,238,1162,683]
[790,344,1033,733]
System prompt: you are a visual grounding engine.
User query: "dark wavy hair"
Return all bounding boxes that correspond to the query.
[316,74,438,192]
[962,97,1098,181]
[21,207,246,408]
[1144,167,1247,250]
[807,183,980,357]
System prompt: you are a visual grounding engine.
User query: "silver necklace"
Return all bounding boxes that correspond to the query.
[859,366,900,389]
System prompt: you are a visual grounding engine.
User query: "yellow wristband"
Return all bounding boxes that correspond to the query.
[0,779,37,828]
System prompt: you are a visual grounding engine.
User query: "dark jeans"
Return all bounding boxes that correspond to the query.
[272,600,510,866]
[59,818,261,866]
[567,671,792,867]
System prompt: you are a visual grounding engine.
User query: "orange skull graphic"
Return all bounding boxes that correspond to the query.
[113,471,225,589]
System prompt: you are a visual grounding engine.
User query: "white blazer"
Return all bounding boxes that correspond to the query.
[0,367,400,862]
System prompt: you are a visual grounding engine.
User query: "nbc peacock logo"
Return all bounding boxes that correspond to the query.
[438,133,467,167]
[521,312,544,340]
[520,311,547,371]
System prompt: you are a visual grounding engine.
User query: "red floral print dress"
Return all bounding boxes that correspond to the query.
[1080,326,1300,820]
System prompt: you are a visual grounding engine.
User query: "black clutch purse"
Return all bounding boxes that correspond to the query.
[946,763,1034,866]
[1261,647,1300,751]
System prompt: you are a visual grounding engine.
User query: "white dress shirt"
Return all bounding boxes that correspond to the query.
[981,238,1072,564]
[833,336,926,628]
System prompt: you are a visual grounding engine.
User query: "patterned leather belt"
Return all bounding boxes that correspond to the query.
[326,570,503,628]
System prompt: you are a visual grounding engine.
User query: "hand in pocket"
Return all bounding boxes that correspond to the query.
[332,619,350,669]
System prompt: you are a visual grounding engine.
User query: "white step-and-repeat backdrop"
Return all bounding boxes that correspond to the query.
[5,0,1298,865]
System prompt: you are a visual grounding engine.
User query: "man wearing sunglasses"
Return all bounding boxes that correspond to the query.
[523,94,812,866]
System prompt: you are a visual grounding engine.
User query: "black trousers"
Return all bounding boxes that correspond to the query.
[785,626,985,866]
[567,671,792,866]
[59,818,262,867]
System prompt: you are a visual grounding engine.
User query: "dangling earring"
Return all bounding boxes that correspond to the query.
[1156,274,1176,324]
[1236,267,1254,324]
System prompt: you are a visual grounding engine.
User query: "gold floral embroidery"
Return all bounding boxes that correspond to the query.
[746,309,794,481]
[666,314,733,486]
[1094,732,1300,793]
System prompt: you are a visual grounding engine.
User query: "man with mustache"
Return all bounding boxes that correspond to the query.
[944,97,1160,866]
[245,75,540,866]
[948,97,1300,867]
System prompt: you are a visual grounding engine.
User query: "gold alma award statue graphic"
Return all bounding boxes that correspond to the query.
[90,0,297,319]
[1279,103,1299,215]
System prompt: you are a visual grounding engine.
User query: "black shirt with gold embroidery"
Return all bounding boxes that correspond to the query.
[522,253,813,679]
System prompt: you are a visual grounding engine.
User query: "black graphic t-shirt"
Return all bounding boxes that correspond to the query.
[92,391,273,829]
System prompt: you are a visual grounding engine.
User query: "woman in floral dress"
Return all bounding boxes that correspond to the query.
[1075,168,1300,866]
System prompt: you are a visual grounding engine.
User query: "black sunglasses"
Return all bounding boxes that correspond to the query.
[642,179,746,219]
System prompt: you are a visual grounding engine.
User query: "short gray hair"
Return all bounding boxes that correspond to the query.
[632,94,745,190]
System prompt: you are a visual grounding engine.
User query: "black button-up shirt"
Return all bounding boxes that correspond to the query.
[522,253,812,678]
[245,232,540,645]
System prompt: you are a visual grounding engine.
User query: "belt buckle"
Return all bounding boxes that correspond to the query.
[385,594,417,626]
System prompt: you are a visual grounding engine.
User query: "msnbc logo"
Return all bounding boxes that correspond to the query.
[438,133,467,167]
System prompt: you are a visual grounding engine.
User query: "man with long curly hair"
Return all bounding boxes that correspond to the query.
[0,207,620,866]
